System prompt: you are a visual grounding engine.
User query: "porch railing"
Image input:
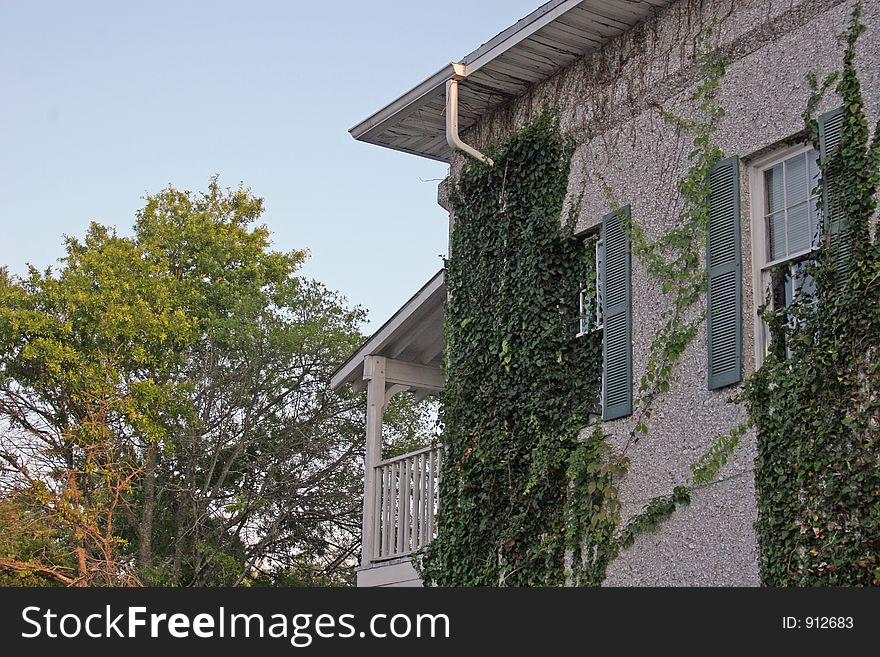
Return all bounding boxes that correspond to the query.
[372,445,442,561]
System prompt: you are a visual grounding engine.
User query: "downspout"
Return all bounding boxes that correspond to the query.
[445,63,494,166]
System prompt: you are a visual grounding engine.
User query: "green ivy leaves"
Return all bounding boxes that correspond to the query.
[690,424,745,486]
[420,31,745,586]
[624,33,726,440]
[418,109,603,587]
[746,2,880,587]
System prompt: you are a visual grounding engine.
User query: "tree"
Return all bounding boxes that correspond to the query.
[0,178,399,585]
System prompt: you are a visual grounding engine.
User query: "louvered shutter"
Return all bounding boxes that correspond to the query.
[818,107,850,280]
[602,205,632,420]
[706,156,742,390]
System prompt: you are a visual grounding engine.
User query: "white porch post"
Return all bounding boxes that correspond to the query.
[361,355,386,567]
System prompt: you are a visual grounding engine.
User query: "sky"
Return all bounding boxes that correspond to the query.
[0,0,540,332]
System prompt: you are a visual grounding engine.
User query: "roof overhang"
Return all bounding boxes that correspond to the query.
[330,270,446,392]
[350,0,672,162]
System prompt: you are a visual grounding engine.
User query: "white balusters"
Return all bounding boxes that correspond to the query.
[372,446,442,561]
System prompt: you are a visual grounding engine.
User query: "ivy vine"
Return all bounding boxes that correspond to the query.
[745,2,880,586]
[624,28,727,441]
[419,6,878,587]
[419,110,603,586]
[421,68,742,586]
[565,30,745,586]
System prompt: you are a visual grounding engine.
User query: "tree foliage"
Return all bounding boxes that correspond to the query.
[0,178,380,586]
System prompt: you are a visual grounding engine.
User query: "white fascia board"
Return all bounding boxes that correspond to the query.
[349,64,455,142]
[349,0,585,151]
[329,270,445,391]
[459,0,582,75]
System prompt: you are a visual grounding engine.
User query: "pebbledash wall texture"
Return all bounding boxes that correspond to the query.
[439,0,880,586]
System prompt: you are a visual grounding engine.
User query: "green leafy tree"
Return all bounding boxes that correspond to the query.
[0,178,414,586]
[0,493,73,585]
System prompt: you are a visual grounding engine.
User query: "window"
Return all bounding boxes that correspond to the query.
[575,207,632,422]
[763,147,821,263]
[750,144,822,365]
[576,233,605,421]
[577,237,604,337]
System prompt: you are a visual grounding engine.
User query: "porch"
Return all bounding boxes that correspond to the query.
[330,270,445,587]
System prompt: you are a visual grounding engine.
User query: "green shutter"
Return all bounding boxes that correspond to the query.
[602,205,632,420]
[818,107,850,281]
[706,156,742,390]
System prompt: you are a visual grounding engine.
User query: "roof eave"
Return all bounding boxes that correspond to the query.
[356,135,451,164]
[349,63,455,143]
[459,0,584,74]
[330,269,446,391]
[348,0,586,160]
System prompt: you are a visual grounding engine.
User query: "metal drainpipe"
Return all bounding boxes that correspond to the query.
[445,64,494,166]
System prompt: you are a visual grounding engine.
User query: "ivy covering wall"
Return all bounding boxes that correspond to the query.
[420,42,742,587]
[420,2,879,588]
[745,4,880,586]
[419,111,603,586]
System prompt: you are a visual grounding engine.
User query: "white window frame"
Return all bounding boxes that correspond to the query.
[576,237,604,338]
[575,234,604,420]
[749,142,821,367]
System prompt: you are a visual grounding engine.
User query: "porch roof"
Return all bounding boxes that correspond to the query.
[330,269,446,393]
[349,0,672,162]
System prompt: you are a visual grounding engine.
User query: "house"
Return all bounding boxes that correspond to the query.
[331,0,880,587]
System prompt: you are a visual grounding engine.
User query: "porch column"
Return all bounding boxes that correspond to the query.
[361,355,386,566]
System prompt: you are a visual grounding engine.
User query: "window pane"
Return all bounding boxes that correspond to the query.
[765,163,784,214]
[787,201,811,254]
[768,210,786,260]
[784,271,795,307]
[797,270,816,299]
[785,153,808,205]
[808,148,820,193]
[810,197,822,247]
[789,260,817,307]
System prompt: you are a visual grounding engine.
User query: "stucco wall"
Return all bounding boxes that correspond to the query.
[445,0,880,585]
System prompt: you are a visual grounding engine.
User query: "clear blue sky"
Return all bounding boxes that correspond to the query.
[0,0,538,331]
